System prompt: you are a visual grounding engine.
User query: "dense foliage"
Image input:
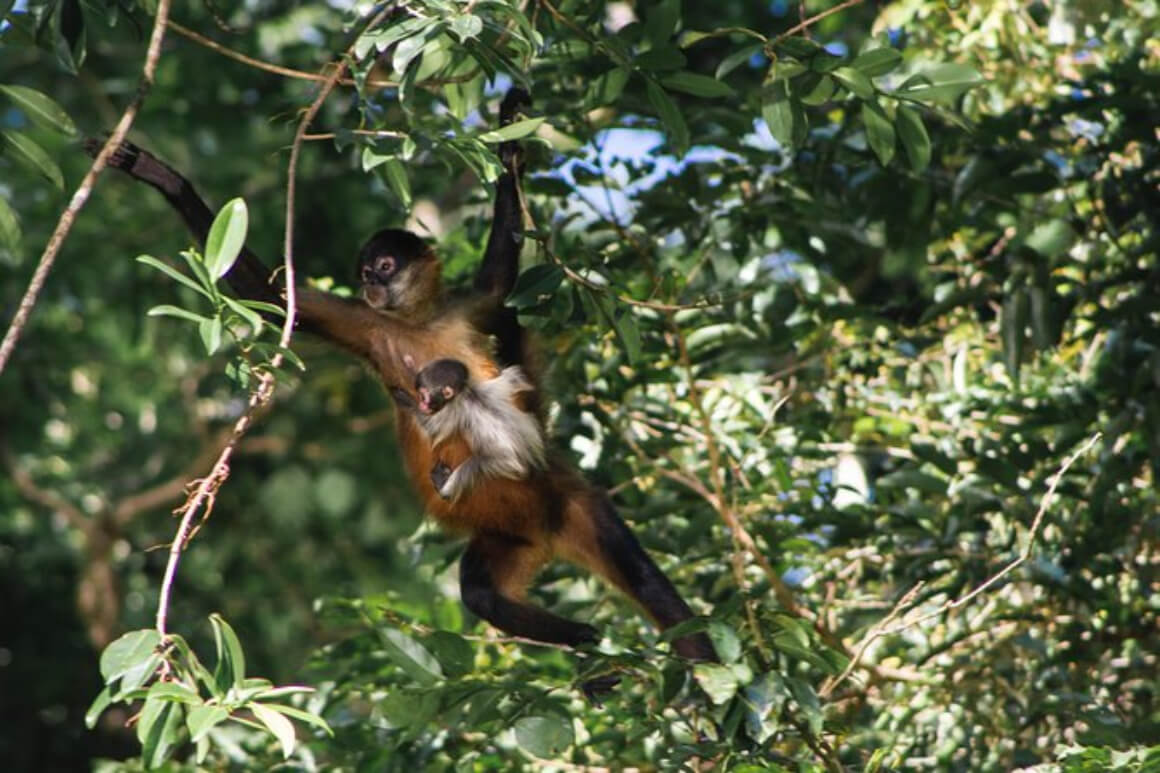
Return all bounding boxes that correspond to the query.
[2,0,1158,770]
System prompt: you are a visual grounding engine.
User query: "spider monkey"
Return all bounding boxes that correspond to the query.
[92,90,717,662]
[406,358,546,502]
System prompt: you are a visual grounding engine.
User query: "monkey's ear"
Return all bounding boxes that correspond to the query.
[442,386,455,400]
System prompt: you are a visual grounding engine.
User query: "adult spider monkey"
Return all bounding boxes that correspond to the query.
[92,90,716,662]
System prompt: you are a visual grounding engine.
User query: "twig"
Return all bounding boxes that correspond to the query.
[818,582,924,697]
[167,19,399,89]
[0,0,173,374]
[880,432,1101,638]
[770,0,866,47]
[155,9,391,640]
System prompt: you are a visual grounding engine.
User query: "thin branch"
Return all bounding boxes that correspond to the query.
[0,0,173,375]
[770,0,866,47]
[167,19,399,89]
[155,9,392,640]
[880,432,1101,639]
[818,581,924,698]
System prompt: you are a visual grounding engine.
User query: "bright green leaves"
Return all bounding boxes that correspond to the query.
[136,199,296,383]
[88,617,330,768]
[204,198,248,280]
[752,37,977,166]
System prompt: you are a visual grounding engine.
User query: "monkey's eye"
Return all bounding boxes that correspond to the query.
[374,256,396,275]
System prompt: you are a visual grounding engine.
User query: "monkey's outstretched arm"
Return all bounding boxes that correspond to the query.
[471,88,532,368]
[89,140,280,306]
[92,141,390,361]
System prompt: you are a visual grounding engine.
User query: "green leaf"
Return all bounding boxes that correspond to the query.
[477,117,545,143]
[378,627,443,686]
[799,74,836,106]
[635,45,686,71]
[222,296,264,334]
[586,67,630,107]
[644,0,679,48]
[898,63,984,104]
[645,81,689,155]
[852,47,903,77]
[832,67,875,99]
[0,194,21,251]
[694,663,740,704]
[0,131,64,189]
[1001,289,1029,385]
[761,80,795,148]
[508,264,565,309]
[137,698,183,769]
[708,622,742,664]
[895,105,931,171]
[612,309,641,364]
[100,630,162,684]
[239,300,285,317]
[147,681,200,704]
[716,43,763,80]
[85,686,112,729]
[204,198,248,281]
[253,702,333,736]
[861,100,896,165]
[381,157,412,209]
[198,317,223,355]
[252,702,297,758]
[147,305,211,325]
[0,85,77,135]
[186,704,229,743]
[449,13,482,41]
[660,71,735,98]
[514,715,574,758]
[136,255,213,299]
[776,36,821,58]
[210,613,246,694]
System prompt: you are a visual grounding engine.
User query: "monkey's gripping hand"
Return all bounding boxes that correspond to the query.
[498,86,531,174]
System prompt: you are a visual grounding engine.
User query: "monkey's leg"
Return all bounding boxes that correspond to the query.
[460,532,599,648]
[554,494,718,661]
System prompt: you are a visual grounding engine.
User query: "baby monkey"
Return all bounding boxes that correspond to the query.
[411,358,547,501]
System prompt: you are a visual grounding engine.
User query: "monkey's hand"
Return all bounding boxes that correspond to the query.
[498,86,531,174]
[84,138,183,196]
[390,387,418,411]
[430,462,454,499]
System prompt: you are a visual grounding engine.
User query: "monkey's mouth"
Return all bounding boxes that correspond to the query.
[361,285,394,310]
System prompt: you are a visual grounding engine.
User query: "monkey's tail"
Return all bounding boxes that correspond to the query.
[558,491,718,662]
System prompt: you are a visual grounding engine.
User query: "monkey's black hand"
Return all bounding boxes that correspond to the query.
[498,87,531,174]
[390,387,417,411]
[430,462,453,498]
[83,137,143,172]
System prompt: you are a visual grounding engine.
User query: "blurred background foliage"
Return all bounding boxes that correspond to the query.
[1,0,1158,769]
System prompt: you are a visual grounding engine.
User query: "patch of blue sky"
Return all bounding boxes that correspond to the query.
[547,126,749,225]
[1,0,28,33]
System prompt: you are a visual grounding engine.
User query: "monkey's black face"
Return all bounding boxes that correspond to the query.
[359,254,400,309]
[355,228,432,311]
